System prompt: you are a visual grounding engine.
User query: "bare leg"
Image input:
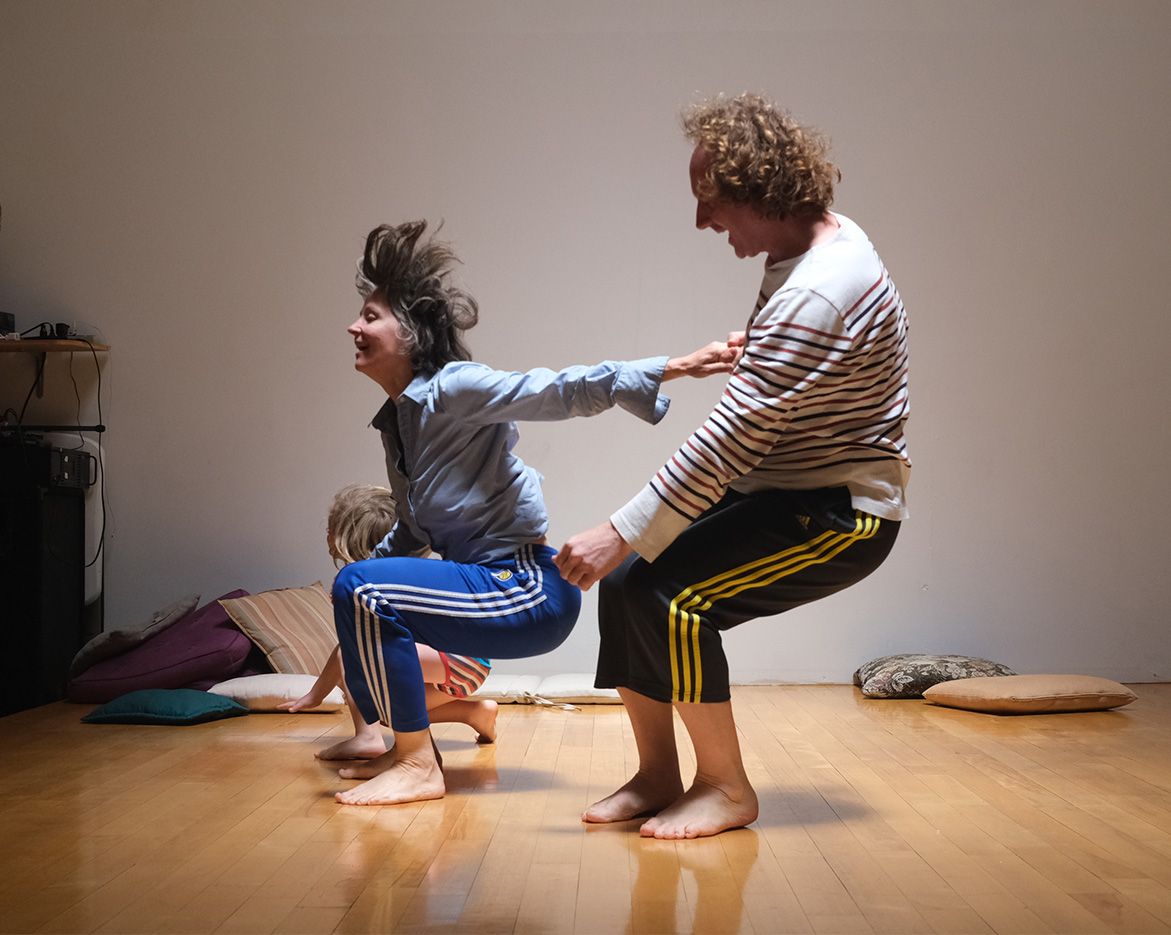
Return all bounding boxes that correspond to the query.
[581,687,684,823]
[334,726,445,806]
[339,642,499,780]
[413,647,498,742]
[339,685,470,779]
[429,697,498,743]
[316,684,389,761]
[324,643,462,769]
[638,700,758,840]
[414,645,448,685]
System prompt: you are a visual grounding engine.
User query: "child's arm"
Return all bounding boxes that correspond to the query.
[278,646,342,712]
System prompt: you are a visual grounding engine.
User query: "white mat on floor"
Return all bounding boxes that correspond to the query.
[478,672,622,705]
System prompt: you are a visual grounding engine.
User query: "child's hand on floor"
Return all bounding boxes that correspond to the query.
[278,689,326,713]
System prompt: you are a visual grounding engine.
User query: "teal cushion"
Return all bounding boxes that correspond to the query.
[81,688,249,725]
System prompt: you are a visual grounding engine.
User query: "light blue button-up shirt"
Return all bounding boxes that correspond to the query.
[370,357,670,565]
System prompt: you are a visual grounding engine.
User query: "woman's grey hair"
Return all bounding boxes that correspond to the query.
[355,220,478,374]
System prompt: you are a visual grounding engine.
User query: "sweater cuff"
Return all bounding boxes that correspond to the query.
[614,356,670,424]
[610,484,691,562]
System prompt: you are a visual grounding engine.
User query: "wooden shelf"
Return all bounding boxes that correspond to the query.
[0,340,110,353]
[2,340,110,397]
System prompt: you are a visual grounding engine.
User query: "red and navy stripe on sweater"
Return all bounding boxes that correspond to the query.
[612,216,910,561]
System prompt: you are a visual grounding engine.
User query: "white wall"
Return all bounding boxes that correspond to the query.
[3,0,1169,682]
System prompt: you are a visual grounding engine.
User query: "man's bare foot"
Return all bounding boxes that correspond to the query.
[582,771,684,823]
[638,778,758,839]
[315,734,388,761]
[334,753,445,806]
[468,699,498,743]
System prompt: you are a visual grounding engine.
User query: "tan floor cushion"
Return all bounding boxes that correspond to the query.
[923,674,1137,714]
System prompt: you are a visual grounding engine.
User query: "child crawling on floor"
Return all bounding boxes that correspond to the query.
[278,484,498,769]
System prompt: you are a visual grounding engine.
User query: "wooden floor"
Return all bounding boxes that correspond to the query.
[2,685,1171,934]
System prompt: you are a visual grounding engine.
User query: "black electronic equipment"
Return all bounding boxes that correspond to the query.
[0,438,94,490]
[0,437,88,715]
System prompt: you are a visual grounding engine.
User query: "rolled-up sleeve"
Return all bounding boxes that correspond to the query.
[610,484,691,562]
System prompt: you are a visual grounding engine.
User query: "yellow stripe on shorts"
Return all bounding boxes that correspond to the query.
[668,513,879,703]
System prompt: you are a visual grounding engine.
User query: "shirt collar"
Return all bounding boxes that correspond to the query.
[401,370,435,404]
[370,370,436,429]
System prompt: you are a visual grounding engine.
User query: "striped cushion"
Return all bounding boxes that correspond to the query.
[219,583,335,675]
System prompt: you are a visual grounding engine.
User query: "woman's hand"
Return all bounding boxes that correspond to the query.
[726,330,746,361]
[663,331,746,381]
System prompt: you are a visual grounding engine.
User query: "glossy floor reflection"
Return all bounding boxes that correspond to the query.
[0,685,1169,933]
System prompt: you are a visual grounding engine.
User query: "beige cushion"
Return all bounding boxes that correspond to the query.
[219,583,335,675]
[208,673,345,712]
[923,674,1137,714]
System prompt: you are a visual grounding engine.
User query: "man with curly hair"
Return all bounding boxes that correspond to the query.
[556,93,911,839]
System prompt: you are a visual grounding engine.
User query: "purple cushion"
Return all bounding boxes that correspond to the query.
[185,643,273,691]
[68,590,253,703]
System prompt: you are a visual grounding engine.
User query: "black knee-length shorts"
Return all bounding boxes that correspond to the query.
[595,487,900,704]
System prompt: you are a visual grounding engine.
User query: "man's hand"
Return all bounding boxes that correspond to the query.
[554,521,633,590]
[664,338,740,381]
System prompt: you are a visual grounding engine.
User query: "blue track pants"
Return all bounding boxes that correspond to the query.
[333,544,579,732]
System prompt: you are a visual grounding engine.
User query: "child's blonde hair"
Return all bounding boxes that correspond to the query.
[327,484,396,567]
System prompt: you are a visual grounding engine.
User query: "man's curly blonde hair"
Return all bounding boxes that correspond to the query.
[682,93,840,220]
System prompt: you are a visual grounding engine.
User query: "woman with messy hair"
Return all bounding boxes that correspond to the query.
[331,220,737,806]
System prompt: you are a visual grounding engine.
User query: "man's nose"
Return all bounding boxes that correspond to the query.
[695,202,712,230]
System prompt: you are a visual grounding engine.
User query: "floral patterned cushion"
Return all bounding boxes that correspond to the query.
[853,654,1016,698]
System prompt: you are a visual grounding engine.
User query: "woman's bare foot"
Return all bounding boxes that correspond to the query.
[638,778,758,839]
[335,752,445,806]
[315,734,388,761]
[339,732,445,778]
[338,748,396,780]
[582,770,685,823]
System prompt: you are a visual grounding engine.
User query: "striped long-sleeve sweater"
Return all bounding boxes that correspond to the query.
[611,214,911,562]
